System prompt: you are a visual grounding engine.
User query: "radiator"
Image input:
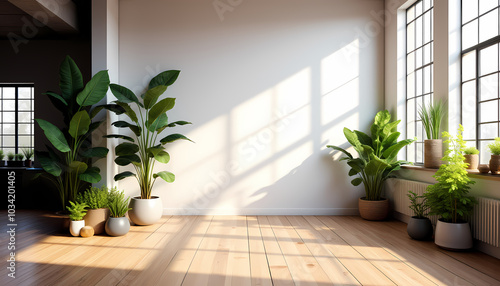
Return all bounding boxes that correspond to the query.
[388,178,500,247]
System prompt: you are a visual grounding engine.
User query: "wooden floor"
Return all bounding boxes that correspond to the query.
[1,211,500,286]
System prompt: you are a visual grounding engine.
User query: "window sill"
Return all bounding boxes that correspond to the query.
[401,165,500,182]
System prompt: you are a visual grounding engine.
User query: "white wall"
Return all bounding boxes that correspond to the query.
[115,0,385,215]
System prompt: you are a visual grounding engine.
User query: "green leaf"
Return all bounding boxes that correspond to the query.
[160,134,194,144]
[79,167,101,183]
[326,145,353,159]
[115,154,141,166]
[69,161,88,174]
[148,98,176,126]
[76,70,110,106]
[348,168,359,176]
[167,121,192,128]
[116,142,139,156]
[35,119,71,153]
[37,152,62,176]
[111,121,141,136]
[343,128,362,151]
[382,139,415,161]
[154,151,170,164]
[89,121,104,133]
[90,106,105,119]
[147,146,164,157]
[143,85,168,109]
[149,70,180,89]
[114,171,136,181]
[354,131,372,147]
[100,104,126,115]
[153,171,175,183]
[110,83,139,104]
[364,155,390,177]
[374,110,391,127]
[44,92,68,106]
[69,110,91,138]
[351,178,363,186]
[147,113,168,132]
[103,134,135,142]
[115,102,138,123]
[59,56,83,102]
[81,147,109,158]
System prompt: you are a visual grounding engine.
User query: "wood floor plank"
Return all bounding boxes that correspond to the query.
[247,216,273,286]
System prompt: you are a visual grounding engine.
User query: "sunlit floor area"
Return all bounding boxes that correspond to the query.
[1,211,499,286]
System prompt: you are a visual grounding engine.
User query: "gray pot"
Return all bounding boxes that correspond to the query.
[105,217,130,236]
[128,196,163,225]
[407,217,433,241]
[435,219,473,250]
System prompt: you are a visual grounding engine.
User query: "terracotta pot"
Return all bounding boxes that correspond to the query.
[128,196,163,225]
[407,217,433,241]
[84,208,110,235]
[358,197,389,221]
[464,154,479,170]
[105,217,130,236]
[69,220,85,237]
[24,160,32,168]
[435,219,473,250]
[489,155,500,174]
[424,139,442,168]
[478,164,490,173]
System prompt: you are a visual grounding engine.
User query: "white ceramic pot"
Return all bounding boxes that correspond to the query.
[105,217,130,236]
[128,196,163,225]
[69,220,85,237]
[435,219,473,250]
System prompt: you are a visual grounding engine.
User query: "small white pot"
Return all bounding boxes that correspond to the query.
[69,220,85,237]
[128,196,163,225]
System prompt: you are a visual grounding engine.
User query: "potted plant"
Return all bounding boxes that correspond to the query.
[66,201,88,237]
[327,110,415,220]
[21,148,34,168]
[0,150,5,166]
[105,190,132,236]
[425,125,477,250]
[463,146,479,170]
[406,191,433,240]
[418,100,445,168]
[35,56,111,210]
[8,153,24,167]
[105,70,193,225]
[76,185,115,234]
[488,137,500,174]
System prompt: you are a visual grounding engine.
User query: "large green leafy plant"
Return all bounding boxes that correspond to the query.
[425,125,477,223]
[106,70,192,199]
[327,110,414,201]
[35,56,111,210]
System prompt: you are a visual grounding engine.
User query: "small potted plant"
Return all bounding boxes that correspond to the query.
[76,185,114,235]
[418,100,446,168]
[105,190,132,236]
[488,137,500,174]
[425,125,477,250]
[66,201,88,237]
[14,154,24,167]
[463,146,479,170]
[406,191,433,240]
[21,148,34,168]
[0,150,5,166]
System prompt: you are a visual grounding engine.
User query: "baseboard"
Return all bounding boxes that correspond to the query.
[162,208,359,216]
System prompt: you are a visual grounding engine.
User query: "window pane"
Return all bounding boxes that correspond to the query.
[416,142,423,162]
[481,141,494,163]
[18,112,32,123]
[424,66,431,94]
[407,52,415,74]
[479,73,499,101]
[18,87,32,99]
[479,0,498,15]
[462,20,479,50]
[423,0,431,11]
[18,100,31,110]
[18,124,31,134]
[4,136,15,146]
[416,17,423,48]
[416,47,423,68]
[18,136,32,147]
[463,0,479,24]
[480,123,498,139]
[462,81,477,139]
[407,98,416,137]
[2,87,15,99]
[3,124,15,134]
[479,9,499,42]
[480,44,498,76]
[407,22,415,51]
[462,51,476,81]
[416,1,423,16]
[407,6,415,23]
[416,69,423,95]
[479,100,499,122]
[3,112,15,123]
[407,72,415,98]
[423,11,431,44]
[3,100,15,111]
[423,43,431,65]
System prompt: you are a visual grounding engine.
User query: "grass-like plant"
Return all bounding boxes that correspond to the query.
[7,152,15,161]
[106,70,193,199]
[418,100,446,140]
[66,201,88,221]
[76,185,113,209]
[425,125,477,223]
[463,146,479,155]
[21,148,34,160]
[407,191,430,218]
[14,154,24,161]
[108,191,132,218]
[0,150,4,161]
[488,137,500,155]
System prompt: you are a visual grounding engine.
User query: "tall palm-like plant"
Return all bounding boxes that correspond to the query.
[106,70,192,199]
[35,56,111,210]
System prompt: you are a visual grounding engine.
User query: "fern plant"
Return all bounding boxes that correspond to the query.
[108,191,132,218]
[76,185,112,209]
[463,146,479,155]
[407,191,430,218]
[488,137,500,155]
[425,125,477,223]
[66,201,88,221]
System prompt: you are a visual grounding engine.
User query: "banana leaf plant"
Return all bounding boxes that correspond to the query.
[106,70,193,199]
[327,110,415,201]
[35,56,112,210]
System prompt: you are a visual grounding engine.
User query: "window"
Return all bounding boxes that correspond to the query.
[406,0,434,163]
[461,0,500,163]
[0,84,35,155]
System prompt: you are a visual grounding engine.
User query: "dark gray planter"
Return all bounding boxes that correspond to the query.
[407,217,433,241]
[105,217,130,236]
